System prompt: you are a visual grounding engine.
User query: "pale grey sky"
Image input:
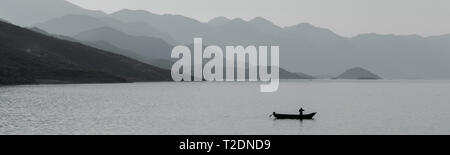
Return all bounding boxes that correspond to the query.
[67,0,450,37]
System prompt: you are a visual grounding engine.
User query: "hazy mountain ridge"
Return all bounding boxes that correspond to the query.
[208,17,231,26]
[27,26,170,73]
[108,10,361,77]
[3,1,450,79]
[335,67,381,79]
[74,26,173,60]
[109,9,450,79]
[34,14,177,44]
[110,9,210,44]
[0,20,171,85]
[82,40,312,79]
[81,40,145,62]
[27,24,315,80]
[0,0,106,26]
[249,17,283,36]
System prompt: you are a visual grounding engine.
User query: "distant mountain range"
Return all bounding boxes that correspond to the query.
[74,26,173,60]
[208,17,231,27]
[0,0,106,26]
[108,9,450,79]
[2,0,450,79]
[34,14,177,44]
[0,20,171,85]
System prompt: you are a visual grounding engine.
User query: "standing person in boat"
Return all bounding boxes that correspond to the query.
[299,108,304,115]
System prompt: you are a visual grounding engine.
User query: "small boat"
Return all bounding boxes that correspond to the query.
[272,112,317,120]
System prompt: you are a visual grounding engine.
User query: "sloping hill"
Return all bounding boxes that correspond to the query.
[208,17,231,26]
[0,18,8,23]
[74,27,173,59]
[335,67,381,79]
[0,21,171,85]
[295,72,316,79]
[35,14,177,44]
[0,0,106,26]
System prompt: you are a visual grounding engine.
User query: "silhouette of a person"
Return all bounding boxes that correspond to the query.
[299,108,304,115]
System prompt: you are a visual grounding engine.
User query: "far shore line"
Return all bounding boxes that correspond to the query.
[3,78,450,87]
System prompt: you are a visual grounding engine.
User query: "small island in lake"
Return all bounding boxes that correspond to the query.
[335,67,382,80]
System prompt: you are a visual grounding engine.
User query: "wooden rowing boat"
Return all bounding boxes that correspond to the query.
[272,112,317,119]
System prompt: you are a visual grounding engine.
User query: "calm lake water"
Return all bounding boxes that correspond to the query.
[1,80,450,135]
